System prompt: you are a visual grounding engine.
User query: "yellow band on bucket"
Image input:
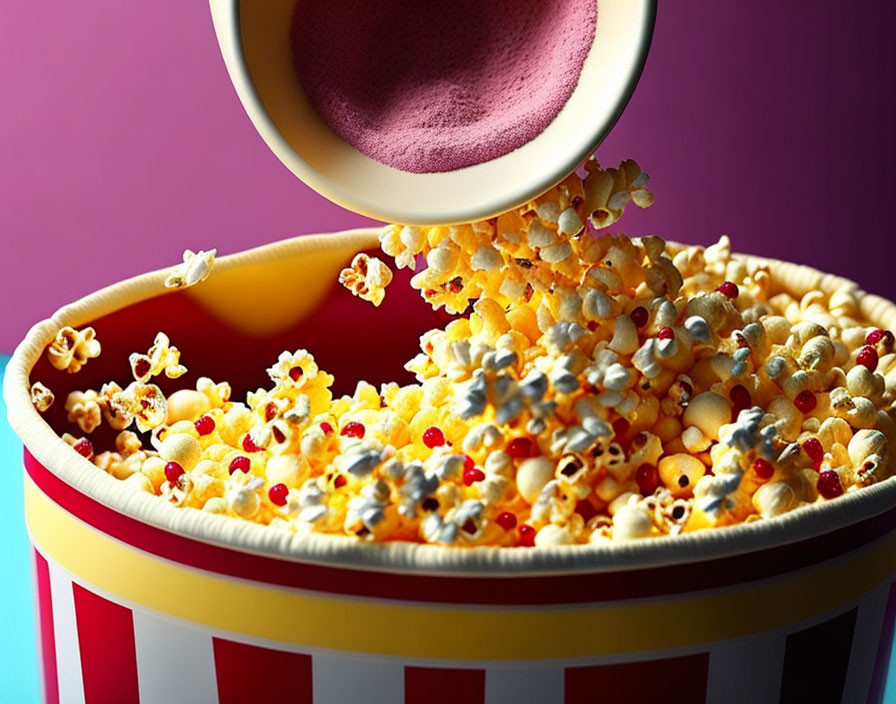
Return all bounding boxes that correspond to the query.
[25,477,896,660]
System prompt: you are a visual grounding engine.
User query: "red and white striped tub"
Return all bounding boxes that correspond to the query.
[7,230,896,703]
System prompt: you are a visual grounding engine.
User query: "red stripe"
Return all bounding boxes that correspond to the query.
[72,583,139,704]
[212,638,312,703]
[404,666,485,704]
[33,550,59,704]
[24,450,896,605]
[564,653,709,703]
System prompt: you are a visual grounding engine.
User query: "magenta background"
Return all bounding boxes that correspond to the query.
[2,1,896,353]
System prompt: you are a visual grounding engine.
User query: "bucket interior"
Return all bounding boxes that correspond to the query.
[30,242,446,449]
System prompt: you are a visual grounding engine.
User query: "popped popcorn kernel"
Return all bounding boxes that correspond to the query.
[129,332,187,382]
[30,382,54,412]
[61,157,896,547]
[339,253,393,306]
[164,248,216,289]
[47,326,101,373]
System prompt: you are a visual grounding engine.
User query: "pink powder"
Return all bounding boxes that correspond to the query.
[291,0,597,173]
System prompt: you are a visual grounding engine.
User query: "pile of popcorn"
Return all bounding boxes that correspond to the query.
[33,158,896,547]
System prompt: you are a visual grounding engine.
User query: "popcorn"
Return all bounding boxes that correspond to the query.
[51,157,896,547]
[47,326,101,373]
[164,248,216,289]
[338,253,393,306]
[64,390,103,434]
[30,382,54,412]
[129,332,187,382]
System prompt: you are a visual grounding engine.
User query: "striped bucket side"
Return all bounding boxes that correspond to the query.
[31,548,896,704]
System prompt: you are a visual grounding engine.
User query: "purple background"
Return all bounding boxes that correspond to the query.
[2,1,896,353]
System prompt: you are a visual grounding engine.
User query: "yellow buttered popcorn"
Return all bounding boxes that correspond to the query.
[40,158,896,548]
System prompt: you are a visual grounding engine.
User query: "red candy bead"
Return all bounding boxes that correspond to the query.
[422,426,446,448]
[506,437,535,459]
[752,458,774,480]
[856,346,879,371]
[612,418,631,447]
[793,390,817,414]
[463,467,486,486]
[73,438,93,458]
[717,281,739,298]
[268,483,289,506]
[635,463,659,495]
[320,422,334,435]
[518,524,537,547]
[495,512,517,530]
[334,475,347,489]
[866,329,885,345]
[229,456,251,474]
[242,434,262,453]
[729,385,751,416]
[463,455,475,472]
[817,470,843,499]
[802,438,824,469]
[574,499,598,522]
[657,327,675,340]
[164,461,184,485]
[629,306,649,328]
[341,421,366,438]
[194,415,215,436]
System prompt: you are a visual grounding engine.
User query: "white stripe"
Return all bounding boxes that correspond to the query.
[312,652,403,704]
[48,561,85,704]
[705,634,786,704]
[485,665,563,704]
[32,553,49,704]
[842,582,891,704]
[133,609,219,704]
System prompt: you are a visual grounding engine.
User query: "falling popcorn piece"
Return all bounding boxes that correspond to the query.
[129,332,187,382]
[46,326,101,373]
[164,248,216,289]
[339,253,393,307]
[30,382,54,412]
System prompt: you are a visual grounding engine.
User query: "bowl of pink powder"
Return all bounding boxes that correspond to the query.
[209,0,656,224]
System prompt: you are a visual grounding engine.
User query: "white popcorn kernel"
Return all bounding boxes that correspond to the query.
[535,202,562,223]
[602,363,632,391]
[527,220,557,247]
[471,246,503,272]
[516,457,555,504]
[612,500,652,540]
[683,392,732,440]
[847,429,887,466]
[752,481,796,518]
[166,389,211,424]
[608,315,639,355]
[540,241,573,263]
[165,248,216,289]
[582,289,612,321]
[534,523,575,547]
[681,425,710,453]
[557,208,584,237]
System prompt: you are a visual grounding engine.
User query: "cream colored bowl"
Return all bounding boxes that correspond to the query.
[208,0,656,225]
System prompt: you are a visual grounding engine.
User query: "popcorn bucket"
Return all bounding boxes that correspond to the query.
[6,229,896,704]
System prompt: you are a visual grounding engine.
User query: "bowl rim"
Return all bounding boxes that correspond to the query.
[6,228,896,577]
[208,0,658,226]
